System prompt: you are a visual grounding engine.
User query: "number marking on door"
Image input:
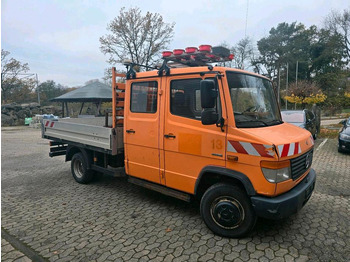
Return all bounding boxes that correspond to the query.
[211,139,223,149]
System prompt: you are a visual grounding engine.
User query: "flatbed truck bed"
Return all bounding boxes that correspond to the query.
[42,117,123,156]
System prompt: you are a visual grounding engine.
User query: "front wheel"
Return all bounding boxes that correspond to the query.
[200,183,256,238]
[71,152,94,184]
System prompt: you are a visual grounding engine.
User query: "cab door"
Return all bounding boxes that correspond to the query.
[163,75,227,194]
[124,79,161,183]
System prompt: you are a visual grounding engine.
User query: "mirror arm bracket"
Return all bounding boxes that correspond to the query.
[216,117,225,132]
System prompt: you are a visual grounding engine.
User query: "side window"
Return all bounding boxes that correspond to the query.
[130,81,158,113]
[170,78,202,120]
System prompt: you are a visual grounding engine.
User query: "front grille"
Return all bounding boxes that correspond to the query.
[290,149,313,180]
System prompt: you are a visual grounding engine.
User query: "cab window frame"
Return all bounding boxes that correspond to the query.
[130,81,158,114]
[170,77,221,121]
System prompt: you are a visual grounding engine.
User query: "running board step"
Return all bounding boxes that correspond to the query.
[128,177,191,202]
[91,165,126,177]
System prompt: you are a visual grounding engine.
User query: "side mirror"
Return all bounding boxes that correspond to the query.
[200,79,217,108]
[341,120,346,126]
[201,108,219,125]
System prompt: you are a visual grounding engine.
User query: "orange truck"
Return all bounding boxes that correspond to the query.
[42,45,316,237]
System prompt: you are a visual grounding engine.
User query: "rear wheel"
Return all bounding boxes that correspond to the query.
[71,152,94,184]
[200,183,256,238]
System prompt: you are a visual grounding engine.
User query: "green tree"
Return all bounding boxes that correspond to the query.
[1,49,32,103]
[254,22,308,80]
[310,29,347,95]
[255,21,347,98]
[10,78,37,103]
[100,7,175,71]
[311,29,345,73]
[38,80,66,105]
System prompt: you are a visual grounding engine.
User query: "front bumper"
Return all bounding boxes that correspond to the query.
[339,138,350,151]
[251,168,316,220]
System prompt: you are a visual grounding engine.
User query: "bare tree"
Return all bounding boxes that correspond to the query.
[102,68,126,86]
[231,37,255,70]
[100,7,175,71]
[1,49,31,103]
[324,8,350,63]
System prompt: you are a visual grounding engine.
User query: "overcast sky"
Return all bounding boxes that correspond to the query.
[2,0,349,87]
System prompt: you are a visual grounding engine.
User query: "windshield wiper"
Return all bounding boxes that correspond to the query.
[236,120,268,127]
[265,119,284,126]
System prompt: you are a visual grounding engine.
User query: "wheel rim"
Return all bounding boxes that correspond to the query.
[73,158,84,179]
[210,197,245,229]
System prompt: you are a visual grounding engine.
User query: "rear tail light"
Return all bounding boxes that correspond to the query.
[229,54,234,60]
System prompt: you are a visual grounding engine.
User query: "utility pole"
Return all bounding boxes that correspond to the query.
[296,60,298,88]
[285,63,289,110]
[278,66,281,104]
[36,73,40,105]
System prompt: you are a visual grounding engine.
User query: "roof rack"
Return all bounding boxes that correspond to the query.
[123,45,234,78]
[163,45,233,66]
[158,45,233,76]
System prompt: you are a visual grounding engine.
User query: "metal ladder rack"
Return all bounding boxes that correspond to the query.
[112,67,126,128]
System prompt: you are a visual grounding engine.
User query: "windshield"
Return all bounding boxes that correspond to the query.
[227,72,282,128]
[281,111,305,123]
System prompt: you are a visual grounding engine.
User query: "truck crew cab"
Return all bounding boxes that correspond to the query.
[43,45,316,238]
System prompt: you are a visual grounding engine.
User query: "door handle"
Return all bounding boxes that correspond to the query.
[126,129,135,134]
[164,133,176,139]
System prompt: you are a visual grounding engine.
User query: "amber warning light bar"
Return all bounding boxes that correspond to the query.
[162,45,234,66]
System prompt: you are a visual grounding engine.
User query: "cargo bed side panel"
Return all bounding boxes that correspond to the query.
[43,120,114,150]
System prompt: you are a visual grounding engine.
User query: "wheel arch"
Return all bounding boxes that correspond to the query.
[66,145,92,168]
[195,166,256,199]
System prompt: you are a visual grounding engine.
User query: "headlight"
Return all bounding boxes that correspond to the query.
[261,160,291,183]
[340,133,350,141]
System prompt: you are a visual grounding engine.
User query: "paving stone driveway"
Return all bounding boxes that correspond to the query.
[1,128,349,262]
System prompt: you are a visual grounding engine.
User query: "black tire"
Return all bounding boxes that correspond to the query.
[200,183,257,238]
[71,152,94,184]
[338,146,343,153]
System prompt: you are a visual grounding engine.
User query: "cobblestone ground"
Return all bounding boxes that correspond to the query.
[1,128,349,262]
[1,238,31,262]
